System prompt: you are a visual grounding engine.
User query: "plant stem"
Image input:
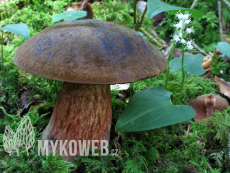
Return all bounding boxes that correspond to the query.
[172,124,175,147]
[4,4,8,18]
[173,44,185,148]
[136,5,147,31]
[1,31,4,87]
[134,0,137,26]
[133,0,147,31]
[177,43,185,105]
[165,41,176,89]
[164,41,176,148]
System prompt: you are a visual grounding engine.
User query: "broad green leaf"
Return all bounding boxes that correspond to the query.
[52,13,67,23]
[169,54,205,76]
[0,23,30,39]
[212,42,230,58]
[147,0,203,19]
[52,10,87,23]
[115,86,195,132]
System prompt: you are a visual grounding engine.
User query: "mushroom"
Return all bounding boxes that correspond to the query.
[14,19,167,161]
[201,55,213,69]
[188,94,229,122]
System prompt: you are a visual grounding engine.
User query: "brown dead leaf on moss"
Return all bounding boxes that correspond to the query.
[215,75,230,98]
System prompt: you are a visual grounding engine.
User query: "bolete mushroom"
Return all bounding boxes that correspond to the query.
[14,19,167,161]
[188,94,229,122]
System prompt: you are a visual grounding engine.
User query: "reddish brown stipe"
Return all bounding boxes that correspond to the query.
[41,83,111,162]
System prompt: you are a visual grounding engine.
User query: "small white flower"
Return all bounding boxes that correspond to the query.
[175,12,185,20]
[186,27,194,34]
[180,39,186,44]
[177,30,183,38]
[182,11,191,20]
[184,19,191,24]
[172,11,195,50]
[176,11,190,20]
[173,21,183,29]
[186,40,193,46]
[172,34,180,43]
[185,44,194,50]
[185,40,194,50]
[220,70,223,74]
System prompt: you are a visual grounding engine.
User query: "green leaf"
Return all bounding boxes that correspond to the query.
[52,10,87,23]
[168,9,203,19]
[169,54,205,76]
[147,0,203,19]
[0,23,30,39]
[52,13,67,23]
[212,42,230,58]
[115,86,195,132]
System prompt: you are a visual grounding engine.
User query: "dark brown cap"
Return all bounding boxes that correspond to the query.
[14,19,167,84]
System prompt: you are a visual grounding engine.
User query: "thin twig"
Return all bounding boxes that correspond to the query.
[204,148,229,153]
[164,43,174,58]
[203,70,212,78]
[190,0,198,9]
[1,90,21,93]
[14,98,19,109]
[178,164,201,173]
[186,124,190,135]
[188,35,208,56]
[79,0,88,10]
[221,13,226,33]
[149,30,168,45]
[140,28,164,47]
[156,17,166,28]
[218,0,223,35]
[221,0,230,8]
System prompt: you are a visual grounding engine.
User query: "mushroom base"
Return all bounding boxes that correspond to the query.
[41,82,112,162]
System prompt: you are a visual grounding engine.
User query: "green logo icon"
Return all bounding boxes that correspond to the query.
[3,115,35,156]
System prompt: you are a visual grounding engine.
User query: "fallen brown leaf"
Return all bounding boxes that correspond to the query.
[214,75,230,98]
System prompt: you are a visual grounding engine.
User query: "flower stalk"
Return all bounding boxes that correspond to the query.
[166,11,195,102]
[176,44,186,105]
[165,11,195,148]
[165,40,176,90]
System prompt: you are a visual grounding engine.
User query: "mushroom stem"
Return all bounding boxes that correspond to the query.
[41,82,112,161]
